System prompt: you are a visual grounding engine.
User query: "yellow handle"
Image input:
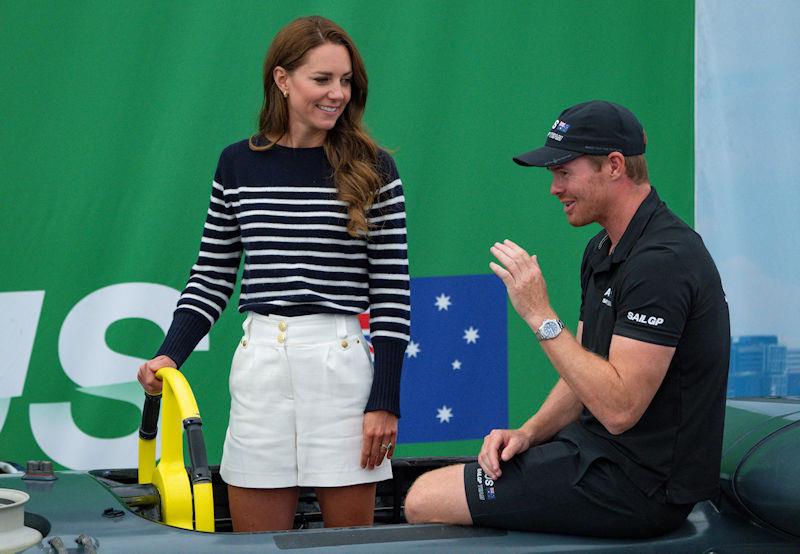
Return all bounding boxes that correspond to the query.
[156,367,201,421]
[137,367,214,532]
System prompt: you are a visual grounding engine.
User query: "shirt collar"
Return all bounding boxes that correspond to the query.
[610,187,661,263]
[590,187,661,271]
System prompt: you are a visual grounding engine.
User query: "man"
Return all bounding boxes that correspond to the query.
[404,100,730,538]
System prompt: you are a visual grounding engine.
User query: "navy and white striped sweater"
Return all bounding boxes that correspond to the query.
[157,140,410,416]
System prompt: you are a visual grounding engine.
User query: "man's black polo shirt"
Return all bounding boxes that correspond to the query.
[558,187,730,504]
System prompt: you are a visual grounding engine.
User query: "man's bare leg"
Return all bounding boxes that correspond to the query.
[404,464,472,525]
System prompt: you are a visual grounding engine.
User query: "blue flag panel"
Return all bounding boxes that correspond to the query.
[396,274,508,443]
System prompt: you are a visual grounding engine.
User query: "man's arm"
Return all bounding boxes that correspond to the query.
[518,321,585,444]
[538,328,673,435]
[490,240,674,435]
[520,376,582,444]
[478,324,584,480]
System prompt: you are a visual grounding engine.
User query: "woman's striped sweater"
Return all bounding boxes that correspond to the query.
[156,140,410,416]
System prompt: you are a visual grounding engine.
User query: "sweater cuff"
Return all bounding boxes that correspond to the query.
[155,309,212,368]
[364,337,407,417]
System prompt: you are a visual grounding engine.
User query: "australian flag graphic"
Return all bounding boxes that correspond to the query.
[375,274,508,442]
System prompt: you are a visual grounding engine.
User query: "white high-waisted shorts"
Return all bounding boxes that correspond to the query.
[219,312,392,488]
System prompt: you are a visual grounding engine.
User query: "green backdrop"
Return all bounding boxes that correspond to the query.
[0,1,694,468]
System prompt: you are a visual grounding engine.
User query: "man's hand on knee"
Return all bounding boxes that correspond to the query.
[478,428,532,479]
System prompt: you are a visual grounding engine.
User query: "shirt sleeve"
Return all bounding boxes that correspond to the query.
[612,248,692,347]
[156,151,242,366]
[364,151,410,417]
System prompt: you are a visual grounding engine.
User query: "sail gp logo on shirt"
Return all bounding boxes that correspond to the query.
[627,311,665,326]
[602,287,613,307]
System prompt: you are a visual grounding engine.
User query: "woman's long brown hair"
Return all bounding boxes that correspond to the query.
[249,16,381,237]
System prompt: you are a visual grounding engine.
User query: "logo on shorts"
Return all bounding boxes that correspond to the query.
[475,467,496,501]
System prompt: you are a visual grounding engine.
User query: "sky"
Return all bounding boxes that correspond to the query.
[695,0,800,345]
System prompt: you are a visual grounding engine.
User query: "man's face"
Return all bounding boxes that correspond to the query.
[548,156,608,227]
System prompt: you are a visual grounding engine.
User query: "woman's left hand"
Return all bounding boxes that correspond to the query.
[361,410,398,469]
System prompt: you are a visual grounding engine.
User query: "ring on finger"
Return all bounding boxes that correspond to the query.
[381,441,392,450]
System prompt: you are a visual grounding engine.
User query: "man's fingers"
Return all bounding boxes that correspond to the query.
[485,449,501,478]
[500,241,538,272]
[500,439,521,462]
[479,431,506,479]
[478,446,496,478]
[493,242,539,279]
[489,261,511,284]
[504,240,537,270]
[491,242,516,265]
[491,245,521,278]
[502,239,529,256]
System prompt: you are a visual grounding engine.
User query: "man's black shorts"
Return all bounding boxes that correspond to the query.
[463,439,693,538]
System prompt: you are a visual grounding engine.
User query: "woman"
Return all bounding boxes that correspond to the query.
[136,15,410,531]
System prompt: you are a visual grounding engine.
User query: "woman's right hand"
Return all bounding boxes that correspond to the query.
[137,355,177,395]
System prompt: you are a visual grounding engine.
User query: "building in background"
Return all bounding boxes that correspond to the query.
[728,336,799,397]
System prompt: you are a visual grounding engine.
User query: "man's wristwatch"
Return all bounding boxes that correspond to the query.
[535,318,564,341]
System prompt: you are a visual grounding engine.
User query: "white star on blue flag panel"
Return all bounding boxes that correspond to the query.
[398,274,508,442]
[405,340,421,358]
[436,405,454,423]
[435,293,452,311]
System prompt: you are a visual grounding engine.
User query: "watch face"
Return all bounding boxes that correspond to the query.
[540,320,562,339]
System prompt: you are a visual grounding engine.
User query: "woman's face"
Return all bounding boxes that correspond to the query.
[277,42,353,146]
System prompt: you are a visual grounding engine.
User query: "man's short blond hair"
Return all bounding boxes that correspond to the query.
[586,154,649,184]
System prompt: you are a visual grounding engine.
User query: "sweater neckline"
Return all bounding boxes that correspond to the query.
[271,143,324,152]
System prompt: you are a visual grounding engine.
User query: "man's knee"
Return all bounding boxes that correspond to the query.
[403,472,431,523]
[403,464,471,525]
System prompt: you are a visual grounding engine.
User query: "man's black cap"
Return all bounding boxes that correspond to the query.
[513,100,647,167]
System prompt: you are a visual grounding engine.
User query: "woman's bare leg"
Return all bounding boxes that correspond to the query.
[228,485,300,531]
[315,482,377,528]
